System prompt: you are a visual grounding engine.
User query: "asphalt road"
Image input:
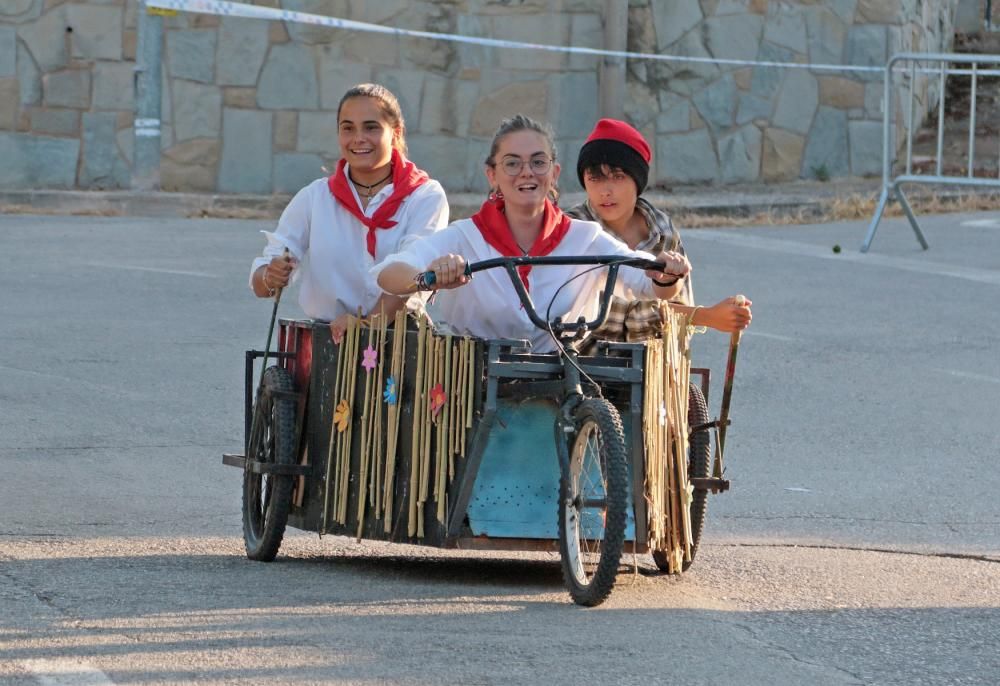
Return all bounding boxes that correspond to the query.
[1,210,998,685]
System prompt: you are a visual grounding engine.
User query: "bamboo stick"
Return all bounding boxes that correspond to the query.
[437,338,450,522]
[408,316,426,537]
[339,315,361,523]
[322,319,346,534]
[383,309,406,532]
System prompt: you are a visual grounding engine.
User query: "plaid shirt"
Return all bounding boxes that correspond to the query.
[564,199,694,348]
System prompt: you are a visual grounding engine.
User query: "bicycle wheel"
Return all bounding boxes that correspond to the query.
[242,365,297,561]
[558,398,629,607]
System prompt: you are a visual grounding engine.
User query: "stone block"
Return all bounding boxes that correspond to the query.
[296,111,336,154]
[762,127,804,181]
[736,93,771,125]
[624,79,660,129]
[0,78,18,130]
[172,80,221,142]
[732,67,752,91]
[456,14,490,70]
[494,14,570,71]
[551,71,598,139]
[17,6,68,72]
[845,25,887,81]
[470,80,548,137]
[0,1,41,22]
[223,87,256,109]
[856,0,901,23]
[692,75,737,133]
[341,31,398,68]
[818,75,865,109]
[654,0,702,50]
[67,4,122,60]
[704,14,763,63]
[407,133,469,191]
[0,132,79,187]
[657,101,691,134]
[848,120,882,176]
[864,81,883,118]
[772,69,818,135]
[282,0,350,44]
[116,125,131,163]
[658,128,718,184]
[167,30,216,84]
[219,108,272,193]
[17,41,40,106]
[123,28,135,60]
[804,6,847,66]
[569,12,603,71]
[372,67,423,127]
[161,71,171,124]
[750,42,795,99]
[273,152,325,193]
[80,111,120,188]
[718,124,762,183]
[92,62,133,111]
[317,49,372,110]
[217,16,269,87]
[269,21,289,44]
[801,106,849,179]
[714,0,747,14]
[257,43,319,110]
[43,69,90,109]
[0,27,16,77]
[627,6,656,55]
[273,110,296,151]
[763,3,807,54]
[827,0,857,23]
[162,138,221,192]
[30,107,78,135]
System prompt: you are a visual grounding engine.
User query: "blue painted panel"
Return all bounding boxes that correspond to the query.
[466,397,636,541]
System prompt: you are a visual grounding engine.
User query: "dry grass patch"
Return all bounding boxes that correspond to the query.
[668,190,1000,228]
[0,204,122,217]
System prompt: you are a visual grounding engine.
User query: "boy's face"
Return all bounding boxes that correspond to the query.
[582,164,638,227]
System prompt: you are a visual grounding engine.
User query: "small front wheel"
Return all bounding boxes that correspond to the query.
[242,365,297,561]
[558,398,629,607]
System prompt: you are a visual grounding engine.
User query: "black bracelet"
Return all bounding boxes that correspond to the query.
[652,274,682,288]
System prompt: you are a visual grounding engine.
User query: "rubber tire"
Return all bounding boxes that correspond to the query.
[242,366,297,562]
[652,382,711,572]
[558,398,629,607]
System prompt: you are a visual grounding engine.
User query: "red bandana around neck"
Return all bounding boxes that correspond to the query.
[470,197,572,291]
[327,148,429,257]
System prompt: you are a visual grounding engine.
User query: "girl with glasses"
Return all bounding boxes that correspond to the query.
[374,114,690,353]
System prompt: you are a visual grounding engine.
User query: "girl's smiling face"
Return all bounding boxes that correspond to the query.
[337,96,398,174]
[583,165,638,227]
[485,130,561,210]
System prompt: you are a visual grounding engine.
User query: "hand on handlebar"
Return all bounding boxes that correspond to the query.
[424,253,470,290]
[646,250,691,283]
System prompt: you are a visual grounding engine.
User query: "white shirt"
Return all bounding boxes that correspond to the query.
[372,217,658,353]
[250,172,450,320]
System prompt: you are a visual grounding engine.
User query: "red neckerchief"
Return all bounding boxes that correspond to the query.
[327,148,429,257]
[470,197,572,291]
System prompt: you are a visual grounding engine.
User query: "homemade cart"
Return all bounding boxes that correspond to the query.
[224,256,737,606]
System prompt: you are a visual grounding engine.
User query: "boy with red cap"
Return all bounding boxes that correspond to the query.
[565,118,751,342]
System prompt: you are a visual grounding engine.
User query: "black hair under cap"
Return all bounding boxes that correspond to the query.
[576,139,650,194]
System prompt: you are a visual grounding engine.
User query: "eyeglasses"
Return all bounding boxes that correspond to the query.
[497,155,553,176]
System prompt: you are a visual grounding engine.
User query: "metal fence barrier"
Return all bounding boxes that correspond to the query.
[863,52,1000,252]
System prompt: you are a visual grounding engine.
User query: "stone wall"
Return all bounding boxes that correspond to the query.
[627,0,960,185]
[1,0,960,193]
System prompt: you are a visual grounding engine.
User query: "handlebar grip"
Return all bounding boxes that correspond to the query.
[415,263,473,291]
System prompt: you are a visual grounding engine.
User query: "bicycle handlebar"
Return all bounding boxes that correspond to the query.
[416,255,681,335]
